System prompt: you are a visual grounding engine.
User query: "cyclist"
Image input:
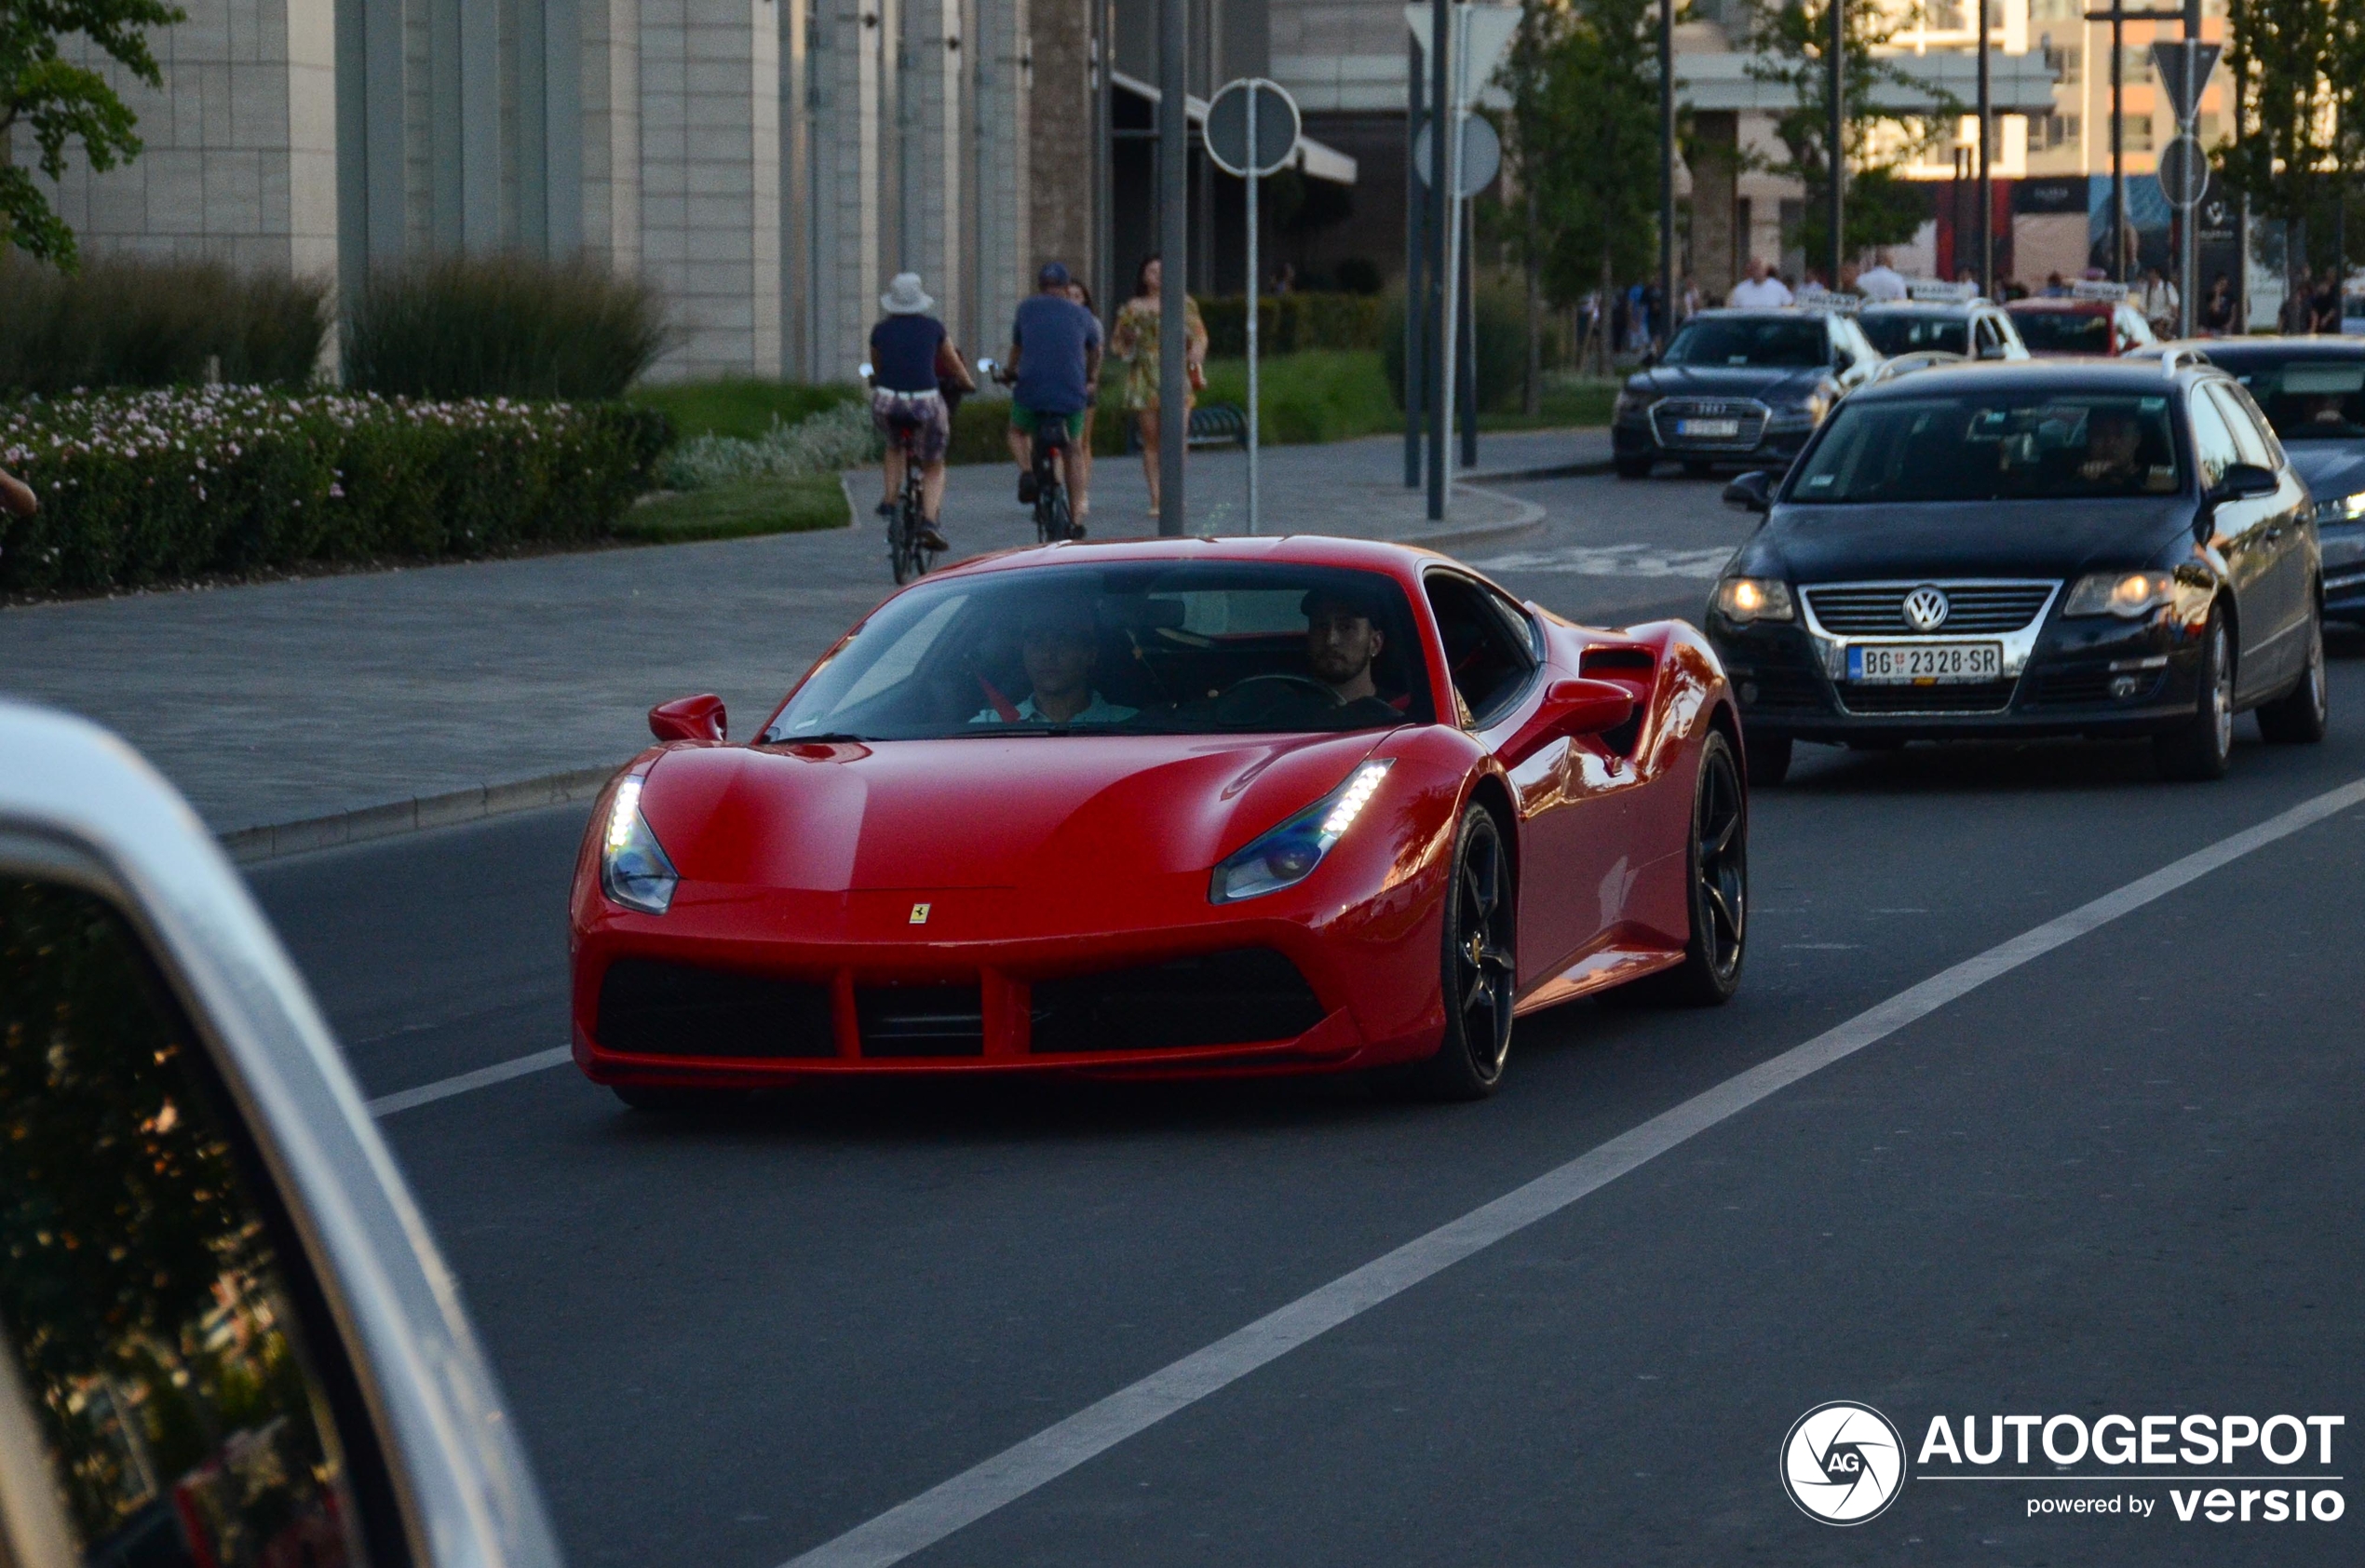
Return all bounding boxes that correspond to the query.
[1001,262,1101,535]
[870,271,974,552]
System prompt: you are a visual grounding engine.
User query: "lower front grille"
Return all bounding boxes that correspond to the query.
[2029,666,2167,707]
[598,959,836,1057]
[1031,949,1327,1054]
[858,984,985,1057]
[1837,680,2019,715]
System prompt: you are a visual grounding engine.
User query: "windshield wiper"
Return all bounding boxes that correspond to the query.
[765,730,869,744]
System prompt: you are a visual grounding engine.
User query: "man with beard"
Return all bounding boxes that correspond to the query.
[1302,584,1410,722]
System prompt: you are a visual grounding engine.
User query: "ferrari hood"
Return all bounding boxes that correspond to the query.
[637,730,1388,894]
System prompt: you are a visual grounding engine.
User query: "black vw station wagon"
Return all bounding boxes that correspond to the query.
[1612,305,1883,478]
[1706,355,2326,783]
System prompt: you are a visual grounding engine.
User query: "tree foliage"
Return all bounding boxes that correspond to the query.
[1740,0,1951,263]
[1502,0,1665,310]
[1,0,187,268]
[2221,0,2361,252]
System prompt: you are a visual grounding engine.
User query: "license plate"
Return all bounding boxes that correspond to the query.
[1847,642,2002,683]
[1677,418,1741,439]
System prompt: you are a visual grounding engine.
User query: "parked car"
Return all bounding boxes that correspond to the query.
[2196,336,2365,622]
[1611,307,1883,478]
[0,702,561,1568]
[1858,297,2029,363]
[2007,294,2160,358]
[1707,355,2324,783]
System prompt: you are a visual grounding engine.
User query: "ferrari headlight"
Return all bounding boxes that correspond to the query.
[601,774,679,914]
[1712,575,1796,623]
[2311,489,2365,527]
[2064,570,2175,618]
[1210,760,1393,904]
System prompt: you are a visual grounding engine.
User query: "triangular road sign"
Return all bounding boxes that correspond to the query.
[2148,40,2222,128]
[1405,3,1522,107]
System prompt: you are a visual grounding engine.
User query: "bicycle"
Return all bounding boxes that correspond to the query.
[980,358,1084,546]
[860,361,943,585]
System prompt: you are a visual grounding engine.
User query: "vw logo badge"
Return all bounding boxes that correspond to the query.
[1780,1401,1907,1525]
[1903,585,1950,632]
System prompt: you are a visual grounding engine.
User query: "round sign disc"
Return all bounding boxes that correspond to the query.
[1205,79,1301,178]
[2157,135,2210,209]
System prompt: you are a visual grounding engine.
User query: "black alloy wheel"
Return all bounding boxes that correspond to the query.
[1633,730,1748,1006]
[1744,730,1793,786]
[1412,804,1518,1101]
[2255,598,2328,744]
[2155,611,2234,781]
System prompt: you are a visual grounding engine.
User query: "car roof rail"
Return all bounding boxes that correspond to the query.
[2156,344,2214,377]
[1868,349,1967,383]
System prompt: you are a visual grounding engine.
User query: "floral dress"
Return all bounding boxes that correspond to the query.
[1110,296,1207,411]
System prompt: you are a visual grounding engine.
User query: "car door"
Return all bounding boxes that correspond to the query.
[1426,572,1633,987]
[2210,379,2316,664]
[0,875,399,1567]
[1830,318,1878,389]
[2187,386,2286,698]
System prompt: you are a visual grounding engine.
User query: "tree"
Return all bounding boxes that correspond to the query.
[1503,0,1664,367]
[1,0,187,269]
[2221,0,2360,273]
[1739,0,1951,267]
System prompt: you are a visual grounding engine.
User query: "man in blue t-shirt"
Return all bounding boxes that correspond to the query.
[1000,262,1101,534]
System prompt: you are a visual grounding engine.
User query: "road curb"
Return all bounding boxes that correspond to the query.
[222,764,619,865]
[1460,456,1619,484]
[1394,482,1548,553]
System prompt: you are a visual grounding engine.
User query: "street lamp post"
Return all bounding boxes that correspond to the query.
[1157,0,1188,535]
[1660,0,1675,341]
[1827,0,1843,290]
[1977,0,1992,294]
[1426,0,1451,521]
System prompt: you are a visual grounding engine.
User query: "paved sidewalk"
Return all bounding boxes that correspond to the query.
[0,429,1588,844]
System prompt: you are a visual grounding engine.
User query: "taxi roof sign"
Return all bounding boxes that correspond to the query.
[1908,279,1980,303]
[2071,279,2129,302]
[1794,286,1862,313]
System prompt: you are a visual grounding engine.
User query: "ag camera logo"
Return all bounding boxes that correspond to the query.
[1782,1401,1908,1524]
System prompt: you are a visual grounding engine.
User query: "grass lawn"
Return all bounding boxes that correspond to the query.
[629,377,860,441]
[614,472,849,542]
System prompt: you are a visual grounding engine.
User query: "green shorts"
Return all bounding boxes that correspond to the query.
[1009,404,1087,439]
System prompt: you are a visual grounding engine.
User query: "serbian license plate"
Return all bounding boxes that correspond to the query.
[1677,417,1741,439]
[1847,642,2003,683]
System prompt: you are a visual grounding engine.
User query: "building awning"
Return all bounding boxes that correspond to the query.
[1674,50,2059,116]
[1110,70,1358,185]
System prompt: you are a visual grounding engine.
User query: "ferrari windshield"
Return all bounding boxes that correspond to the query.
[1858,312,1968,356]
[2011,309,2112,354]
[1662,317,1829,368]
[763,561,1437,741]
[1790,391,2183,503]
[2223,357,2365,441]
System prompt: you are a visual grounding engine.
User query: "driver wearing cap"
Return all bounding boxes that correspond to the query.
[1302,586,1406,719]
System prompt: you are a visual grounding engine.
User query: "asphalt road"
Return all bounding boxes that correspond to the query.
[249,469,2365,1566]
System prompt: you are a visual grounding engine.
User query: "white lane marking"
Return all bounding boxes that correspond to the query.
[777,775,2365,1568]
[367,1046,572,1116]
[1467,544,1737,578]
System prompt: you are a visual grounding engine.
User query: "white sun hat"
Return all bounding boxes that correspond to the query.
[881,273,934,315]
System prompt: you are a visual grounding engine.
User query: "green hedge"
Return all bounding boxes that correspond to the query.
[345,254,669,399]
[1380,283,1561,414]
[0,255,330,397]
[1196,292,1389,358]
[0,388,669,596]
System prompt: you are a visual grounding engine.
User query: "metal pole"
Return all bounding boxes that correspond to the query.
[1406,34,1425,488]
[2111,5,2125,282]
[1659,0,1675,339]
[1247,87,1260,535]
[1460,196,1477,470]
[1157,0,1188,535]
[2179,0,2199,336]
[1977,0,1992,295]
[1427,0,1451,520]
[1827,0,1843,289]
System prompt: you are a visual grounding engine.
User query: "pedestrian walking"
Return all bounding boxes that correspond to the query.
[1856,250,1908,301]
[1064,277,1101,522]
[2138,267,2179,338]
[2199,273,2236,335]
[1727,257,1793,307]
[1106,254,1207,517]
[2311,270,2343,334]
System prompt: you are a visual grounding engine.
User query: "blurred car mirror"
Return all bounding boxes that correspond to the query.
[1723,471,1774,513]
[1544,678,1638,737]
[649,693,727,742]
[2210,463,2278,504]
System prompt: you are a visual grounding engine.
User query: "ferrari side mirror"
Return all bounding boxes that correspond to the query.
[1544,678,1638,737]
[649,693,727,743]
[1723,471,1774,513]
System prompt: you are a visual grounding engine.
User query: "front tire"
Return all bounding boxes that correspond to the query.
[2255,601,2327,743]
[1629,731,1748,1006]
[1411,804,1517,1102]
[2154,612,2234,781]
[1614,455,1656,480]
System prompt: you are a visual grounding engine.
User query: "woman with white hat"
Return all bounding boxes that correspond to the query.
[871,272,975,551]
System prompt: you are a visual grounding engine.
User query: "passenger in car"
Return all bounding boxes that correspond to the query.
[972,602,1139,725]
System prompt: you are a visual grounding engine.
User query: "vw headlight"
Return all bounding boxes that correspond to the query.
[2311,489,2365,527]
[601,773,679,914]
[2063,570,2175,618]
[1712,575,1796,624]
[1210,760,1393,904]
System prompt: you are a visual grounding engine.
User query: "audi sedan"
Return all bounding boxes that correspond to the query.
[1707,358,2326,783]
[1611,308,1882,478]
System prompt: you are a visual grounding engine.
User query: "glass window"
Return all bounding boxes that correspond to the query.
[0,878,372,1568]
[2010,308,2113,354]
[1662,317,1831,369]
[2223,357,2365,442]
[2206,384,2275,468]
[764,561,1438,740]
[2186,387,2239,492]
[1425,574,1538,728]
[1858,312,1969,357]
[1788,391,2184,503]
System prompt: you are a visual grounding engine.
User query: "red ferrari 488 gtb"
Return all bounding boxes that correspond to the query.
[569,536,1747,1103]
